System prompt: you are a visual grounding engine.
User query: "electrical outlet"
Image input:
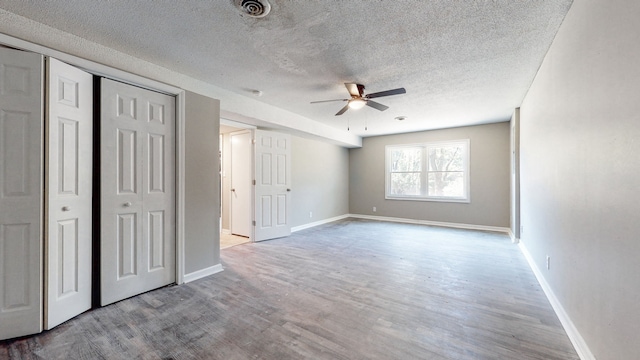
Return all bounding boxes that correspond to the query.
[309,211,313,218]
[546,255,551,270]
[373,207,377,212]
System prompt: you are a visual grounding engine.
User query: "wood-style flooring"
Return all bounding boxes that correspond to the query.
[220,233,250,249]
[0,219,579,359]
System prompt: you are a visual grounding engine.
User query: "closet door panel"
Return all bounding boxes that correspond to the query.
[45,57,93,330]
[0,47,44,341]
[101,78,175,306]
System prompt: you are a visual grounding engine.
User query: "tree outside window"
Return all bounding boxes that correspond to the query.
[389,146,422,195]
[386,140,469,202]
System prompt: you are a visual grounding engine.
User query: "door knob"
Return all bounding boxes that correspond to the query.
[231,188,236,192]
[123,202,132,207]
[287,188,291,192]
[61,206,70,211]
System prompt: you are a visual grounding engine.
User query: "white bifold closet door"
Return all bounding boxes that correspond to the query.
[100,78,175,306]
[45,58,93,329]
[0,47,44,340]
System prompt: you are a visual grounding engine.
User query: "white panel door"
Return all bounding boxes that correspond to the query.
[100,78,175,306]
[254,130,291,241]
[45,58,93,329]
[0,48,44,340]
[230,130,252,237]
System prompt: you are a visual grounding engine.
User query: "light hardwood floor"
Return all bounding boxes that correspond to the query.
[0,219,579,359]
[220,233,250,249]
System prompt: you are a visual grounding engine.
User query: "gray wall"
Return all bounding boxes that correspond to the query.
[349,123,510,228]
[291,136,350,227]
[518,0,640,358]
[184,91,220,274]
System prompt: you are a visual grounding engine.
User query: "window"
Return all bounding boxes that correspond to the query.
[386,139,470,202]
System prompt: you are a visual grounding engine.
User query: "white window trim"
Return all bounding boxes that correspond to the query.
[385,139,470,203]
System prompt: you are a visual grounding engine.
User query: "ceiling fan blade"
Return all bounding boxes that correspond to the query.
[335,104,350,116]
[345,83,364,97]
[365,87,406,99]
[310,99,348,104]
[366,100,389,111]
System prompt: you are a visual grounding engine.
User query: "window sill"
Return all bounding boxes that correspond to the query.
[385,195,470,204]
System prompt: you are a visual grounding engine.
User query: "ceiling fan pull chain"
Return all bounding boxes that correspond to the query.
[347,118,350,131]
[365,118,368,131]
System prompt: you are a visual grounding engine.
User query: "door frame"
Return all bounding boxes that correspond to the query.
[229,129,253,238]
[0,34,188,285]
[220,119,256,242]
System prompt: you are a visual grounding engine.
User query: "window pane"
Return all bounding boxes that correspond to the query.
[391,147,422,172]
[390,172,421,195]
[428,145,463,172]
[428,172,464,197]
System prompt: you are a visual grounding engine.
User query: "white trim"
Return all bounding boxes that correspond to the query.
[251,129,257,242]
[385,139,471,203]
[175,92,186,285]
[518,242,595,360]
[228,129,254,240]
[348,214,510,234]
[508,229,519,244]
[221,228,231,235]
[220,118,257,130]
[183,264,224,284]
[291,214,350,232]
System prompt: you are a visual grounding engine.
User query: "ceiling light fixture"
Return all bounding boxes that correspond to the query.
[348,98,367,109]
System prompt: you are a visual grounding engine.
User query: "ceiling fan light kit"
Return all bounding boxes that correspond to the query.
[348,98,367,109]
[311,83,406,116]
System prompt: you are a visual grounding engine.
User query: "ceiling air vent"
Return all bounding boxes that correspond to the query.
[236,0,271,18]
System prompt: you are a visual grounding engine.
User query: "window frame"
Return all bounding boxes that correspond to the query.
[385,139,470,203]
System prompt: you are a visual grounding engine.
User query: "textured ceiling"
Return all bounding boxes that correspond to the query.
[0,0,573,137]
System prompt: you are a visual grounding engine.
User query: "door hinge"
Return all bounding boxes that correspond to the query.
[252,221,256,226]
[253,180,256,185]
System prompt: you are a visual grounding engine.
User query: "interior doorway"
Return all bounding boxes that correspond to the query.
[219,120,254,249]
[230,130,252,237]
[218,120,293,249]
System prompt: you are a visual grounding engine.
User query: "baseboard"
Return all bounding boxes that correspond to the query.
[518,242,595,360]
[183,264,223,283]
[348,214,510,234]
[221,228,231,235]
[291,214,350,232]
[508,229,519,244]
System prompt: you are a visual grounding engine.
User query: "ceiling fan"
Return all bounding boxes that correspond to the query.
[311,83,406,116]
